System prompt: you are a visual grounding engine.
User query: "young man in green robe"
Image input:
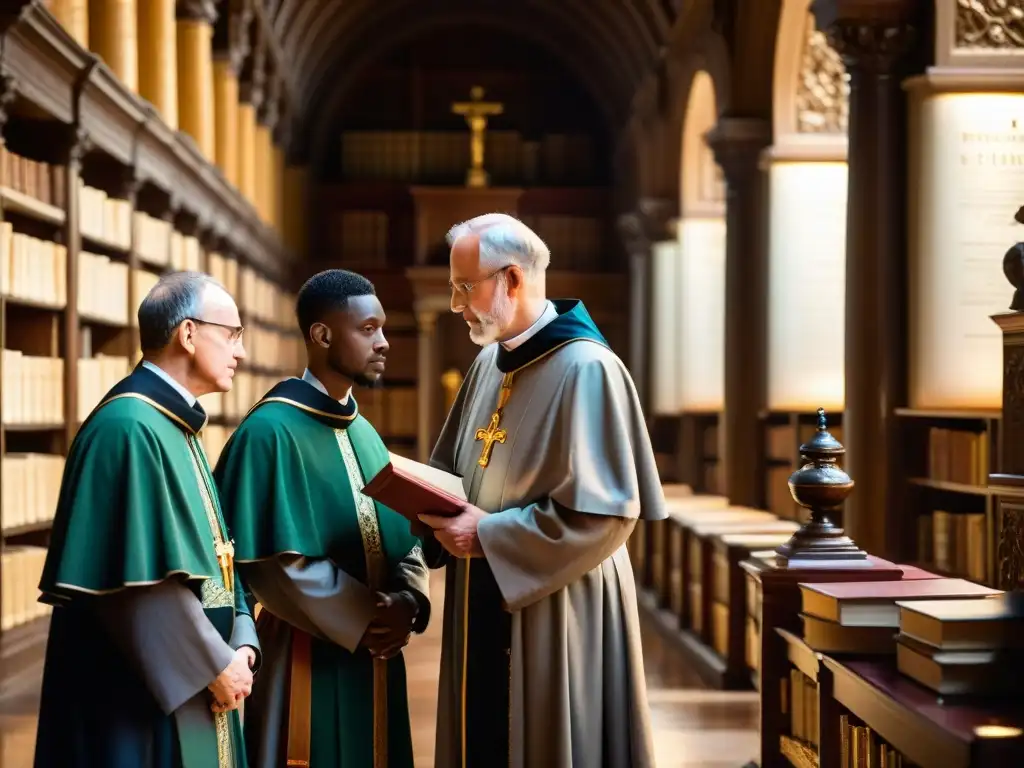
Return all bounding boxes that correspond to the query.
[214,269,430,768]
[34,271,260,768]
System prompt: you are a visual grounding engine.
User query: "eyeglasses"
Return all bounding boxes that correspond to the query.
[448,265,511,297]
[188,317,245,343]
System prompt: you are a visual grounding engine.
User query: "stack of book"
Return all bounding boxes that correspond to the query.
[796,578,1001,654]
[895,594,1024,696]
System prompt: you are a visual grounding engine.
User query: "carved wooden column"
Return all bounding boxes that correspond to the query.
[175,0,216,158]
[415,307,439,464]
[50,0,89,46]
[211,0,248,187]
[617,197,674,413]
[812,0,920,555]
[706,117,772,509]
[137,0,176,127]
[89,0,138,90]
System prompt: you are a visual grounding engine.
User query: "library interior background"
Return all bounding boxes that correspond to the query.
[0,0,1023,766]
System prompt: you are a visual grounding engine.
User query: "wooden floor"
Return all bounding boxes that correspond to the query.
[0,573,759,767]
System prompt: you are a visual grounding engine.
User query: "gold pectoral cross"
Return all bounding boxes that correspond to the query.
[215,539,235,592]
[474,372,514,469]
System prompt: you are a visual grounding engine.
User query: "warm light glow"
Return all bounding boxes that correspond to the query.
[909,92,1024,409]
[651,240,682,415]
[767,161,847,411]
[677,218,726,411]
[974,725,1023,739]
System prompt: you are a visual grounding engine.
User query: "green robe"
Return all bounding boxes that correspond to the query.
[213,375,427,768]
[34,363,257,768]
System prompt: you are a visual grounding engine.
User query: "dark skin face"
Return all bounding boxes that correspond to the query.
[305,294,389,398]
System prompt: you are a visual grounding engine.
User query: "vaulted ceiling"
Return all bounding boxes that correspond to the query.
[257,0,680,161]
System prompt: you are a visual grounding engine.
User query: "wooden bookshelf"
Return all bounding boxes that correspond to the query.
[775,626,1024,768]
[895,409,1001,586]
[0,4,302,647]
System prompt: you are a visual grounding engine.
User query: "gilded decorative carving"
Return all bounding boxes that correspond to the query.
[796,16,849,134]
[997,503,1024,590]
[956,0,1024,49]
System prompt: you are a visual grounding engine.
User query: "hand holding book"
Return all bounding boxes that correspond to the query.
[361,453,468,525]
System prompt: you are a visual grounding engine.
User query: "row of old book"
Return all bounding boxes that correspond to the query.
[0,545,51,631]
[796,574,1021,697]
[0,145,66,210]
[1,351,63,425]
[840,714,905,768]
[926,426,989,486]
[916,510,986,582]
[0,221,67,307]
[0,453,62,532]
[79,181,132,250]
[207,252,295,328]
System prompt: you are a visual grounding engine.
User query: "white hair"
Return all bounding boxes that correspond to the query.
[445,213,551,274]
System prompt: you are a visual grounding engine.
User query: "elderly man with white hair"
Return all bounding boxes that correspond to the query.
[418,213,665,768]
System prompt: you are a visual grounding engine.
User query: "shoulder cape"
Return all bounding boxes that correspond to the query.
[495,298,609,373]
[39,364,235,605]
[213,377,419,584]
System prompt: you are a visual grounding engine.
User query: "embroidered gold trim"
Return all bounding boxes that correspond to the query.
[94,391,206,434]
[215,712,231,768]
[461,559,471,768]
[334,428,388,768]
[247,396,359,423]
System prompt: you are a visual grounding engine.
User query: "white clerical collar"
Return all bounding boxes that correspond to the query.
[500,300,557,351]
[301,368,351,405]
[142,360,197,407]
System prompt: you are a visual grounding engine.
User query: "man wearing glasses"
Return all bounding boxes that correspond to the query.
[419,214,665,767]
[34,271,258,768]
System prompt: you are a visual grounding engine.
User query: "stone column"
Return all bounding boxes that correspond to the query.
[415,308,439,464]
[88,0,137,91]
[255,77,278,224]
[238,43,264,210]
[136,0,176,127]
[617,197,674,413]
[812,0,919,556]
[706,117,772,509]
[211,1,248,187]
[175,0,216,158]
[50,0,89,47]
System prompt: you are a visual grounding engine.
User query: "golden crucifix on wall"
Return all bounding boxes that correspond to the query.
[451,86,503,188]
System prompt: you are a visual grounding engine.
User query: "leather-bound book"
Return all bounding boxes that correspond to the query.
[362,452,467,523]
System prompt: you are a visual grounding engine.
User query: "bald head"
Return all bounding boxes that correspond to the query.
[445,213,551,275]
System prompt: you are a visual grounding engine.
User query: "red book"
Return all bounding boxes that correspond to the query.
[361,453,467,523]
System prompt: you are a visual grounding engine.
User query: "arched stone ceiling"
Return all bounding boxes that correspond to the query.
[265,0,675,159]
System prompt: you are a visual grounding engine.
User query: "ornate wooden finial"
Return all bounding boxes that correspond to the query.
[1003,206,1024,310]
[774,408,869,567]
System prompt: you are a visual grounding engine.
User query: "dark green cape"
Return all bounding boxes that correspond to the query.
[34,364,248,768]
[214,377,420,767]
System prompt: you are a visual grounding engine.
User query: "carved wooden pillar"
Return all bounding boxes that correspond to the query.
[175,0,216,158]
[617,197,674,413]
[706,118,772,509]
[51,0,89,46]
[812,0,920,556]
[89,0,138,91]
[137,0,176,127]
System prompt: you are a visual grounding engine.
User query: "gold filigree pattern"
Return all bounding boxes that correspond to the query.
[957,0,1024,49]
[797,15,849,133]
[215,712,232,768]
[200,578,235,609]
[334,428,388,768]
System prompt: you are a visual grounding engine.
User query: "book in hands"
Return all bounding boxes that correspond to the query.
[361,452,468,524]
